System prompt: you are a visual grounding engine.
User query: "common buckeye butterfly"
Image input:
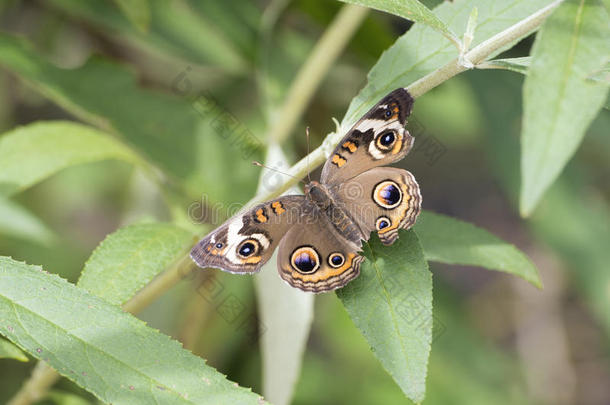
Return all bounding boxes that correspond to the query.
[191,88,421,293]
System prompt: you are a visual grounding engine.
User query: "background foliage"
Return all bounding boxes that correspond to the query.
[0,0,608,404]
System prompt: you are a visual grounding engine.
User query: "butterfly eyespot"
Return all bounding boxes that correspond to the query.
[384,110,392,118]
[375,131,396,151]
[215,243,224,249]
[237,240,259,258]
[375,216,391,231]
[380,132,395,146]
[373,180,402,209]
[291,246,320,274]
[328,253,345,268]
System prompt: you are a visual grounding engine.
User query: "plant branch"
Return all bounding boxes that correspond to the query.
[267,4,369,144]
[123,255,195,314]
[177,275,217,351]
[408,0,562,96]
[7,363,59,405]
[261,0,563,200]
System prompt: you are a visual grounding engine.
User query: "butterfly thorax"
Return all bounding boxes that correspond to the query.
[305,181,363,246]
[305,181,331,209]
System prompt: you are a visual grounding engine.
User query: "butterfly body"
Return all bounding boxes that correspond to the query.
[305,181,363,246]
[191,88,421,293]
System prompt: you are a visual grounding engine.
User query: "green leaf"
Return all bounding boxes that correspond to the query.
[189,1,260,59]
[337,230,432,403]
[48,0,248,73]
[0,195,56,245]
[587,61,610,84]
[113,0,151,32]
[0,257,266,404]
[0,34,260,204]
[343,0,557,128]
[520,0,610,216]
[47,390,92,405]
[0,121,144,195]
[338,0,459,46]
[414,211,542,288]
[78,223,194,305]
[482,56,532,75]
[0,337,28,362]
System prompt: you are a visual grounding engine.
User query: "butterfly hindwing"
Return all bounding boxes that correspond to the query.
[277,214,363,293]
[332,167,421,245]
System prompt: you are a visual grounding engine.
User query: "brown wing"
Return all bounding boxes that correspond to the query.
[320,88,414,185]
[332,167,421,245]
[277,213,364,293]
[190,195,306,274]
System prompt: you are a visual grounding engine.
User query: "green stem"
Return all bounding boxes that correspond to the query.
[257,0,293,121]
[122,255,195,314]
[177,273,218,351]
[267,4,369,144]
[7,363,59,405]
[408,0,562,97]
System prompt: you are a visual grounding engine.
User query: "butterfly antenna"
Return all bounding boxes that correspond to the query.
[306,126,312,183]
[252,161,306,185]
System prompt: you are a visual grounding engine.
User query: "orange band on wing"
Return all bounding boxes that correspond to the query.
[391,136,403,155]
[342,141,358,153]
[390,103,400,120]
[271,201,285,214]
[378,184,411,234]
[290,253,357,282]
[377,219,399,234]
[332,154,347,167]
[255,208,268,223]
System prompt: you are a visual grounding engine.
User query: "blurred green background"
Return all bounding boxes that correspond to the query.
[0,1,608,404]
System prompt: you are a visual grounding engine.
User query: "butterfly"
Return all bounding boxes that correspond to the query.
[190,88,421,293]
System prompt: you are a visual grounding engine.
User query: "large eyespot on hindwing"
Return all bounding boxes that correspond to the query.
[290,246,321,274]
[373,180,402,209]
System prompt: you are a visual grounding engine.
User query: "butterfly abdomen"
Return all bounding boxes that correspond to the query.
[323,205,362,245]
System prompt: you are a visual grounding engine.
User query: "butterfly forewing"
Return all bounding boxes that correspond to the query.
[320,88,415,185]
[190,196,306,274]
